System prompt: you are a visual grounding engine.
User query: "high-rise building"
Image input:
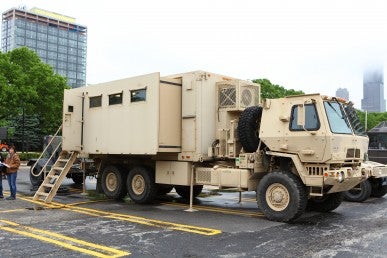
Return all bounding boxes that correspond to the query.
[335,88,349,100]
[361,67,385,112]
[1,7,87,88]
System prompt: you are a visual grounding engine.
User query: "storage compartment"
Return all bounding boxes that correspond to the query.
[156,161,192,185]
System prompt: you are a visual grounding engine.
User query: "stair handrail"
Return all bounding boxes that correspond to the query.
[30,125,62,177]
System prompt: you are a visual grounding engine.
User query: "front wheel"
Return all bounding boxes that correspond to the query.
[343,180,372,202]
[307,192,343,212]
[370,178,387,198]
[256,171,308,222]
[101,165,127,199]
[127,166,158,204]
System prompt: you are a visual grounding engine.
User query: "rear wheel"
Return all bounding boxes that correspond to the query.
[343,180,372,202]
[370,178,387,198]
[256,171,307,222]
[127,166,158,204]
[101,165,127,199]
[30,166,44,189]
[71,174,84,184]
[157,185,174,195]
[307,192,343,212]
[175,185,203,199]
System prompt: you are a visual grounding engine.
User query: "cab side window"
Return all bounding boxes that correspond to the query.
[290,104,320,131]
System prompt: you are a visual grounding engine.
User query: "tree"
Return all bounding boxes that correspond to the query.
[0,47,69,150]
[252,78,304,99]
[11,114,41,151]
[356,110,387,131]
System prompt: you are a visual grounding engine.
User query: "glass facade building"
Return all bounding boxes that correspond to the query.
[1,8,87,88]
[361,67,385,112]
[335,88,349,100]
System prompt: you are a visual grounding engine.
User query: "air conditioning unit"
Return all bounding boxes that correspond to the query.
[217,80,260,110]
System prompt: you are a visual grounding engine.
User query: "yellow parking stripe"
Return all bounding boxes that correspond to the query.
[161,202,265,217]
[0,220,130,257]
[16,196,222,236]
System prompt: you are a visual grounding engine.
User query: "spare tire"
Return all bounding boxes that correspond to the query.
[238,106,262,152]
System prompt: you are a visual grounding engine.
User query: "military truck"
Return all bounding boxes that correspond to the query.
[58,71,371,222]
[341,110,387,202]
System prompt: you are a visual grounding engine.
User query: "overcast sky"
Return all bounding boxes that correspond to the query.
[1,0,387,109]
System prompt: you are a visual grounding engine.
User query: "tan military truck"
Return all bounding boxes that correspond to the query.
[61,71,370,222]
[341,108,387,202]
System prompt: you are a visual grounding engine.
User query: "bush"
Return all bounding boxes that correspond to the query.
[1,151,41,161]
[18,152,41,161]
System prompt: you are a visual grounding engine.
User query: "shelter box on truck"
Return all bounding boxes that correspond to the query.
[63,72,182,154]
[62,71,260,160]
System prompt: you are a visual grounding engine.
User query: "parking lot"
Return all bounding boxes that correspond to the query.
[0,164,386,257]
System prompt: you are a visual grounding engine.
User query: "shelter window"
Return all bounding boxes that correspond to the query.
[89,95,102,108]
[109,93,123,105]
[290,104,320,131]
[130,88,146,102]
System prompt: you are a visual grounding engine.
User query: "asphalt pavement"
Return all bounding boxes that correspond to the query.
[0,164,386,257]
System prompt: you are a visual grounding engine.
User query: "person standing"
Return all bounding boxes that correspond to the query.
[0,152,5,199]
[5,146,20,200]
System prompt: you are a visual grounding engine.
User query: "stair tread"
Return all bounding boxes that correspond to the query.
[42,183,55,188]
[35,192,49,196]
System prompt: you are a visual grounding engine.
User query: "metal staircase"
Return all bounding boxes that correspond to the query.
[33,150,78,203]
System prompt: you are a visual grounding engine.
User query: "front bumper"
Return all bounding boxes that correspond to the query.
[323,165,369,194]
[364,161,387,178]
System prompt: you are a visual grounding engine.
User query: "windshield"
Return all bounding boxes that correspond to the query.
[324,101,352,134]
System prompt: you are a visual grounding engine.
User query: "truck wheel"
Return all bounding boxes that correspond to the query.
[71,174,84,184]
[127,166,158,204]
[30,166,44,188]
[238,106,262,153]
[307,192,343,212]
[370,178,387,198]
[256,171,307,222]
[101,166,127,200]
[343,180,372,202]
[175,185,203,199]
[157,185,174,195]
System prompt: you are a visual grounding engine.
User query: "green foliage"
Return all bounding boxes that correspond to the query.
[356,110,387,131]
[17,152,42,161]
[11,114,41,152]
[252,78,304,99]
[0,47,69,149]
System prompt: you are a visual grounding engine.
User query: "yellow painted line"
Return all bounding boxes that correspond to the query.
[231,197,257,203]
[66,199,110,206]
[0,208,26,213]
[0,219,130,257]
[16,196,222,236]
[162,202,264,217]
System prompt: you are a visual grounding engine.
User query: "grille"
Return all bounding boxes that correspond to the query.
[346,148,360,158]
[240,86,259,107]
[306,165,327,176]
[196,170,212,184]
[219,85,236,108]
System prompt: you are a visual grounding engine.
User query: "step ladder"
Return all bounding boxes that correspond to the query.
[33,150,78,203]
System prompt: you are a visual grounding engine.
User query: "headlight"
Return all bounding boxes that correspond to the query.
[337,171,344,183]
